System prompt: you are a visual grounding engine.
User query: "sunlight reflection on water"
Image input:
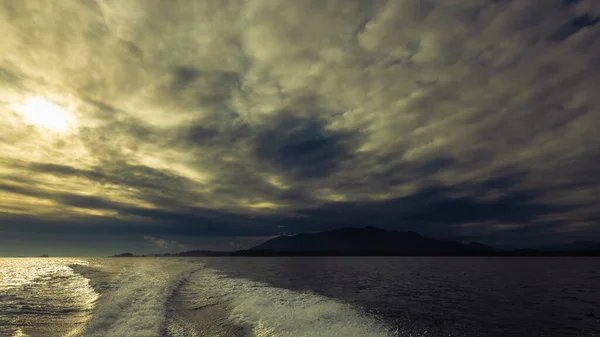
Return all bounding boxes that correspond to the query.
[0,258,98,337]
[0,258,82,288]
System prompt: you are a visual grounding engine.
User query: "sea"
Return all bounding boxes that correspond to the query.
[0,257,599,337]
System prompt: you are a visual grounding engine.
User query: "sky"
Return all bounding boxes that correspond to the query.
[1,0,599,256]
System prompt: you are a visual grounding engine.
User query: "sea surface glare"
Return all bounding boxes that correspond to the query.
[0,257,599,337]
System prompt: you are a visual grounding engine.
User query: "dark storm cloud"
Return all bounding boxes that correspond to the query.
[278,172,577,242]
[255,115,355,179]
[0,206,278,238]
[0,180,278,237]
[1,0,600,251]
[549,14,600,41]
[0,180,127,212]
[362,156,456,188]
[16,161,200,195]
[25,163,106,182]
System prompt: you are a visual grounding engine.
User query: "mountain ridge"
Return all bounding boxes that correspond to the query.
[107,227,600,257]
[249,226,497,254]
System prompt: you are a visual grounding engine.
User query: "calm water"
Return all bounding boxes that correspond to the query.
[0,257,599,337]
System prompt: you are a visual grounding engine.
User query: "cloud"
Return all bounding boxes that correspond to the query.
[254,113,356,179]
[0,0,599,248]
[277,172,575,243]
[143,236,185,253]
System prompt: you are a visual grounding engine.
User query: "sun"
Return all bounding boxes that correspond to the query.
[12,97,76,133]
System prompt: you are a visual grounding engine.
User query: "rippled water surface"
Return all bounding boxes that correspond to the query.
[205,257,600,337]
[0,258,98,337]
[1,257,599,337]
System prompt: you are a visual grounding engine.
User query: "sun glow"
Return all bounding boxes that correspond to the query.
[12,97,76,133]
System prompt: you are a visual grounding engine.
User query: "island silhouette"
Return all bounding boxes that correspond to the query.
[110,227,600,257]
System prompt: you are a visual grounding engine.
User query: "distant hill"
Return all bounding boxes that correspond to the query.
[108,251,231,257]
[110,252,136,257]
[538,241,600,252]
[175,250,231,257]
[248,226,497,255]
[107,228,600,257]
[465,242,497,252]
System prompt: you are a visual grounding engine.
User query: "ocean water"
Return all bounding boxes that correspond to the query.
[0,257,599,337]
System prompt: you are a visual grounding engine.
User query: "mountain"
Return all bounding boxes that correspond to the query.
[110,252,136,257]
[538,241,600,252]
[109,251,232,257]
[248,227,497,255]
[175,250,231,257]
[107,229,599,257]
[465,242,497,252]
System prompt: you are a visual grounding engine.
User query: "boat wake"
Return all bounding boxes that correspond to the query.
[72,258,395,337]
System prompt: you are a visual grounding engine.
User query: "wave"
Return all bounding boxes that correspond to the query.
[74,258,395,337]
[181,267,395,337]
[1,259,97,337]
[73,258,198,337]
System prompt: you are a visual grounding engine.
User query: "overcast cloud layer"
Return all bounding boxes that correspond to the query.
[1,0,599,253]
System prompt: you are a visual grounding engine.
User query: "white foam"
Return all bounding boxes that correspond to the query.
[80,258,198,337]
[74,259,397,337]
[185,267,396,337]
[12,328,30,337]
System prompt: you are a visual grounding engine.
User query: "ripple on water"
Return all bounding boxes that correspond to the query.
[0,258,99,337]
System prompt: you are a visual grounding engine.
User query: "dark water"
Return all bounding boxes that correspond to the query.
[2,257,599,337]
[205,256,600,337]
